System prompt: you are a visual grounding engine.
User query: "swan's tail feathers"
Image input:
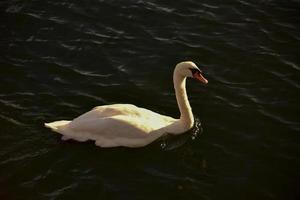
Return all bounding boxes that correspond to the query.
[44,120,71,132]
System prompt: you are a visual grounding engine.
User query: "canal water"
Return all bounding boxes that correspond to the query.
[1,0,299,199]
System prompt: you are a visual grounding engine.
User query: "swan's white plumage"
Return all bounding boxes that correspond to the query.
[45,61,207,148]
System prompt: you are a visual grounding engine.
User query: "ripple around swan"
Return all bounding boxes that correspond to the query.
[159,118,203,151]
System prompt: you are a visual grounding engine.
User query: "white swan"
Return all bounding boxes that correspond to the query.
[45,61,208,148]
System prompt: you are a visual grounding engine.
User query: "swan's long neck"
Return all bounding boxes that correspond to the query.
[173,71,194,130]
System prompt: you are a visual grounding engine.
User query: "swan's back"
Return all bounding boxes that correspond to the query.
[92,104,139,117]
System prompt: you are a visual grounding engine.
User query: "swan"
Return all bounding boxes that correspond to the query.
[44,61,208,148]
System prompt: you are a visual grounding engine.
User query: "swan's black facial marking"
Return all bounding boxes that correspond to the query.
[189,67,208,84]
[189,68,202,75]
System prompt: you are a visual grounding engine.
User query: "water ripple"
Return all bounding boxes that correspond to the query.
[0,99,27,110]
[72,69,112,78]
[280,58,300,71]
[72,91,108,104]
[0,114,26,126]
[258,109,299,127]
[0,148,49,165]
[43,183,78,198]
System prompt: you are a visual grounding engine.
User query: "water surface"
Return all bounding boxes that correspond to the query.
[1,0,300,199]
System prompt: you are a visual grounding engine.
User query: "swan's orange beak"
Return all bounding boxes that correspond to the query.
[193,72,208,84]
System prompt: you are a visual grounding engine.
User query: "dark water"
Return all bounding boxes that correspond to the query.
[1,0,300,199]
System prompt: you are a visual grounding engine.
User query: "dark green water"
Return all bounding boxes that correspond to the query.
[1,0,300,199]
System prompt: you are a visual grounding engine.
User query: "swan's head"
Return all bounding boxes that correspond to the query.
[175,61,208,84]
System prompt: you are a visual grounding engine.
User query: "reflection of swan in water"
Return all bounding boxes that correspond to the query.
[44,61,208,148]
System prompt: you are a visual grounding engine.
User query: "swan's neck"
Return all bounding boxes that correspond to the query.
[173,72,194,130]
